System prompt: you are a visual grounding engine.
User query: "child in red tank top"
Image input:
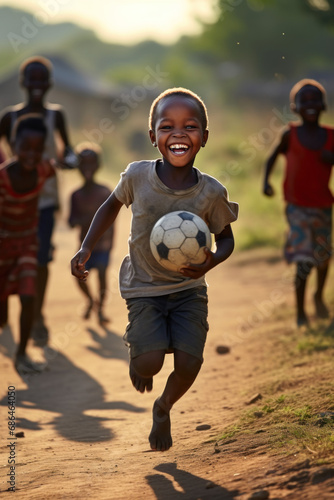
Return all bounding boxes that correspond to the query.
[263,79,334,327]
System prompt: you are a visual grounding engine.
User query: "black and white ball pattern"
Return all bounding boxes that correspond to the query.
[150,211,211,272]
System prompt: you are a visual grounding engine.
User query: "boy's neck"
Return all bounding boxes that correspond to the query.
[157,159,198,190]
[301,120,320,129]
[25,99,46,112]
[83,180,97,189]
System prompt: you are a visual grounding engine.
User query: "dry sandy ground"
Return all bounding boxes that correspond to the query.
[1,205,334,499]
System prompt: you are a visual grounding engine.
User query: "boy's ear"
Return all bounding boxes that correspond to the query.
[202,129,209,147]
[149,129,157,147]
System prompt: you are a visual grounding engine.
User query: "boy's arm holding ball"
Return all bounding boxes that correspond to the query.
[180,224,234,279]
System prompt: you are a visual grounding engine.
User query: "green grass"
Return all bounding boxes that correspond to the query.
[216,394,334,459]
[297,321,334,354]
[212,294,334,462]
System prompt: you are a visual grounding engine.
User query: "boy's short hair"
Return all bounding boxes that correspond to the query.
[290,78,327,107]
[149,87,209,132]
[75,141,102,159]
[19,56,53,84]
[12,114,47,142]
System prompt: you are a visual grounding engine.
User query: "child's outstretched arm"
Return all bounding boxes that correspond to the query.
[55,109,70,148]
[54,109,78,169]
[71,193,123,281]
[180,224,234,280]
[263,129,289,196]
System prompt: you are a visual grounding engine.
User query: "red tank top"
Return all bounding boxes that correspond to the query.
[283,123,334,207]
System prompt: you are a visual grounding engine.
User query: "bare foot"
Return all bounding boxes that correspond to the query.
[15,354,46,376]
[31,318,49,346]
[129,361,153,393]
[98,310,110,325]
[83,300,94,320]
[297,313,309,328]
[314,294,329,319]
[149,399,172,451]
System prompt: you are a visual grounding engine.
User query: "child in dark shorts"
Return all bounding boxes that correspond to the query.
[263,79,334,327]
[71,88,238,451]
[68,143,114,325]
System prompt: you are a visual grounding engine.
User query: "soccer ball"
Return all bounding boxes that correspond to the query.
[150,211,211,272]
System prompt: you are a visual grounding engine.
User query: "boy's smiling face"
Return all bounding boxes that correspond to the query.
[78,152,99,182]
[294,85,325,123]
[23,63,50,104]
[15,130,45,172]
[149,95,208,169]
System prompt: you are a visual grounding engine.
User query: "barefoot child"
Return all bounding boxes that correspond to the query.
[68,143,114,324]
[71,88,238,451]
[0,55,78,345]
[0,115,58,375]
[263,79,334,327]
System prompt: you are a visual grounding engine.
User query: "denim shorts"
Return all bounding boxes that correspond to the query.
[124,286,209,361]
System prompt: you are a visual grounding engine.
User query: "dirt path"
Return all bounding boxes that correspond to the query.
[1,205,334,499]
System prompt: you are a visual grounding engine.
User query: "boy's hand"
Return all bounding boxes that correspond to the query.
[263,181,274,196]
[63,146,79,169]
[57,146,79,169]
[179,248,215,279]
[71,248,91,281]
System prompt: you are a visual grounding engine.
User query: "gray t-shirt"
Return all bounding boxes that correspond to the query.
[114,159,239,298]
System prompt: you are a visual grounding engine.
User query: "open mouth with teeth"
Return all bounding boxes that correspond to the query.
[169,144,189,155]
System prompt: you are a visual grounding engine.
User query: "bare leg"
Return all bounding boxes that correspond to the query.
[32,265,49,345]
[77,280,94,319]
[314,263,329,318]
[295,262,312,327]
[149,349,202,451]
[17,295,35,356]
[0,298,8,327]
[34,264,48,322]
[130,350,165,393]
[15,295,45,375]
[97,266,109,324]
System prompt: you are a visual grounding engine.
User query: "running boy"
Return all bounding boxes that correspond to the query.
[71,88,238,451]
[263,79,334,327]
[0,115,57,375]
[68,143,114,325]
[0,55,78,345]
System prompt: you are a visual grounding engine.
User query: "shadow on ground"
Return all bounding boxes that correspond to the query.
[146,462,240,499]
[0,325,145,443]
[86,326,129,361]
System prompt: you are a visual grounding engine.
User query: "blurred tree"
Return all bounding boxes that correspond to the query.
[194,0,334,80]
[257,0,334,27]
[300,0,334,27]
